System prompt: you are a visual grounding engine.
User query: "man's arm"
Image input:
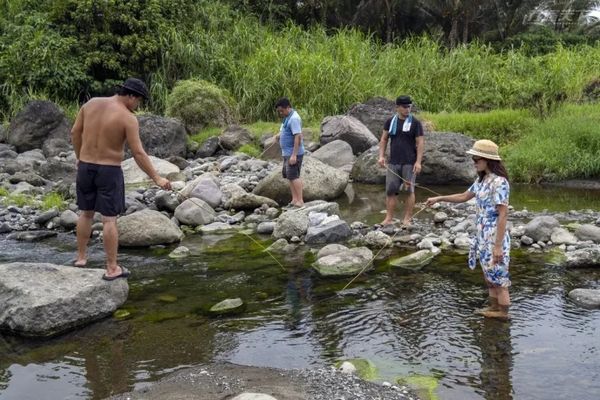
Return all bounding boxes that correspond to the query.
[125,116,171,189]
[71,106,85,160]
[378,131,389,167]
[414,135,424,174]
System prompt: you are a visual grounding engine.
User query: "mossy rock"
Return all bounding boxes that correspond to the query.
[209,298,245,316]
[113,309,132,320]
[544,247,567,266]
[141,312,186,323]
[166,79,237,133]
[334,358,378,381]
[397,375,440,400]
[157,294,178,303]
[389,249,438,270]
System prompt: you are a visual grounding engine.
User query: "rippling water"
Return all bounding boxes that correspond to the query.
[1,184,600,400]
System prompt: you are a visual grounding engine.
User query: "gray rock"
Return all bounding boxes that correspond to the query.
[575,224,600,243]
[0,262,128,337]
[273,210,309,239]
[550,227,578,245]
[197,222,237,234]
[346,97,396,139]
[59,209,79,230]
[521,235,534,245]
[35,209,60,225]
[122,156,180,186]
[568,288,600,308]
[563,246,600,268]
[256,221,276,234]
[0,223,11,233]
[37,159,77,186]
[9,171,46,186]
[260,136,282,160]
[210,298,245,315]
[351,146,385,184]
[231,394,278,400]
[219,125,253,150]
[453,234,471,249]
[305,220,352,244]
[320,115,378,155]
[316,244,349,259]
[363,230,392,248]
[433,212,448,223]
[389,249,439,270]
[266,238,289,252]
[168,246,191,259]
[220,156,239,171]
[225,192,278,210]
[128,114,187,159]
[190,176,223,209]
[154,191,181,212]
[524,216,561,242]
[253,157,348,205]
[7,230,57,242]
[118,209,184,247]
[312,247,373,277]
[42,137,71,158]
[418,132,477,185]
[311,140,355,169]
[196,136,220,158]
[8,100,71,153]
[174,198,216,227]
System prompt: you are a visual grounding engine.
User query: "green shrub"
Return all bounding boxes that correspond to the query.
[2,193,33,207]
[422,109,536,145]
[189,126,223,145]
[506,103,600,182]
[236,143,261,158]
[166,79,237,133]
[0,187,9,197]
[41,192,65,211]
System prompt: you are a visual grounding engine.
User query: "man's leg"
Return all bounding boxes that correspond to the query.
[75,210,95,266]
[382,195,397,225]
[290,178,304,206]
[101,216,122,277]
[402,191,416,226]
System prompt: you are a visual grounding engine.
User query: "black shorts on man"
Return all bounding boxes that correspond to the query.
[282,155,303,180]
[76,161,125,217]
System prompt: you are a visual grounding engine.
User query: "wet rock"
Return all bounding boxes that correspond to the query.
[550,227,578,245]
[168,246,191,259]
[232,394,278,400]
[574,224,600,243]
[312,246,373,277]
[524,216,561,242]
[568,288,600,308]
[0,262,128,337]
[197,222,237,234]
[305,220,352,244]
[273,210,309,239]
[363,230,393,248]
[7,230,57,242]
[256,222,276,235]
[563,246,600,268]
[320,115,378,155]
[389,249,439,270]
[118,209,184,247]
[174,198,216,227]
[210,298,245,315]
[266,238,289,252]
[316,243,349,259]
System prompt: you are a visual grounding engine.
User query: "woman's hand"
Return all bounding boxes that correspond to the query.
[493,243,503,265]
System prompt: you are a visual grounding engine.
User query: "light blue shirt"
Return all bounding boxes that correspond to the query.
[279,109,304,157]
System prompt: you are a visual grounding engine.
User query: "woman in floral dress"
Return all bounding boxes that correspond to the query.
[426,140,511,320]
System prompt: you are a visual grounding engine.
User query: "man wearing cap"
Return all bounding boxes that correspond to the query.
[378,95,424,227]
[71,78,171,280]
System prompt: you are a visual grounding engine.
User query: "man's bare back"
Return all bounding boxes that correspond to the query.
[72,96,138,166]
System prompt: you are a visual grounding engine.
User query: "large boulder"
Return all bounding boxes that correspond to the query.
[128,114,188,159]
[188,175,223,209]
[312,247,373,277]
[260,136,282,160]
[320,115,378,155]
[524,216,561,242]
[347,97,396,139]
[311,140,355,170]
[118,209,184,246]
[563,246,600,268]
[351,146,384,184]
[174,198,216,227]
[121,156,180,186]
[8,101,70,153]
[419,132,477,185]
[273,210,310,239]
[568,288,600,308]
[219,125,253,151]
[253,157,348,205]
[0,262,128,337]
[305,219,352,244]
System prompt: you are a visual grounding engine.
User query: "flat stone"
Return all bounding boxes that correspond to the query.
[568,288,600,308]
[7,230,57,242]
[210,298,245,315]
[231,394,278,400]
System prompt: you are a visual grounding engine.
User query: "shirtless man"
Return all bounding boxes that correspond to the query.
[71,78,171,280]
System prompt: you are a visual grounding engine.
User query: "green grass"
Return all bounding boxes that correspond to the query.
[189,126,222,144]
[506,103,600,182]
[236,143,261,158]
[422,108,536,145]
[0,187,9,197]
[41,192,65,211]
[1,193,34,207]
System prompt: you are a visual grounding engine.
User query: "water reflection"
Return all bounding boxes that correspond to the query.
[477,319,513,400]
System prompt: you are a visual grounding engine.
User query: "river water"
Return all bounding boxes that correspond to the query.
[1,184,599,400]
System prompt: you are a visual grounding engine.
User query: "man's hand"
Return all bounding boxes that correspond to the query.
[377,157,386,168]
[289,154,297,165]
[274,134,280,142]
[154,176,172,190]
[413,162,422,175]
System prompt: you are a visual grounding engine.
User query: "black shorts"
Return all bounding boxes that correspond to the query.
[282,155,303,180]
[76,161,125,217]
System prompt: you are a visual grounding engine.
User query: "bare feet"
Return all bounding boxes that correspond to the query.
[474,305,499,315]
[479,309,510,320]
[380,219,393,226]
[73,259,87,268]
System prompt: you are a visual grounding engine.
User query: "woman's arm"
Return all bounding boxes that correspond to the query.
[426,191,475,206]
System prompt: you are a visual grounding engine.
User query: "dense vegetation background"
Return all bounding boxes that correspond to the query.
[1,0,599,181]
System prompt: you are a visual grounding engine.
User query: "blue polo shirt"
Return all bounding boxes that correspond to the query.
[279,110,304,157]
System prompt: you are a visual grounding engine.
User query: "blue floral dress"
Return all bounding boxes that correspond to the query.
[467,173,511,287]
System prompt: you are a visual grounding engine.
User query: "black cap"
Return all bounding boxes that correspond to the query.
[118,78,149,99]
[395,95,412,106]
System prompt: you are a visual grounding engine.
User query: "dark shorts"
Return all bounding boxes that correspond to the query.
[282,155,303,180]
[76,161,125,217]
[386,164,415,195]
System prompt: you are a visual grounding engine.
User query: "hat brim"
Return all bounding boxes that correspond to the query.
[466,149,501,161]
[117,84,149,99]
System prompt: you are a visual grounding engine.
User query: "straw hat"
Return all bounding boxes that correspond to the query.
[466,139,501,161]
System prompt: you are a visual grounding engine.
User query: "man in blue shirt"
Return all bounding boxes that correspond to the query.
[275,97,305,207]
